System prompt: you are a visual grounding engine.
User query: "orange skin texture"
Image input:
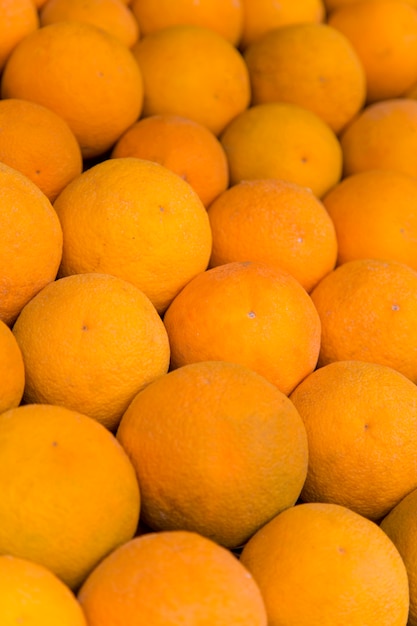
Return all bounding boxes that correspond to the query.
[310,258,417,383]
[12,273,170,431]
[116,360,308,547]
[240,502,410,626]
[132,24,251,136]
[1,21,144,158]
[0,0,39,71]
[322,168,417,270]
[0,555,87,626]
[0,162,63,327]
[78,531,267,626]
[111,114,229,208]
[163,261,321,396]
[0,403,140,590]
[244,22,366,134]
[207,178,337,293]
[290,360,417,520]
[220,102,343,198]
[0,320,25,414]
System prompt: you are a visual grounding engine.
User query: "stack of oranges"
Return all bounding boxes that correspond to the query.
[3,0,417,624]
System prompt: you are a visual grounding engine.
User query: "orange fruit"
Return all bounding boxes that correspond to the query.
[111,114,229,208]
[12,273,170,431]
[324,0,417,12]
[1,21,143,158]
[0,162,63,327]
[0,98,82,202]
[0,403,140,589]
[163,261,321,395]
[40,0,140,48]
[0,319,25,415]
[328,0,417,103]
[116,360,308,547]
[240,502,410,626]
[322,169,417,269]
[53,157,212,314]
[130,0,244,46]
[0,0,39,72]
[290,360,417,520]
[131,24,251,136]
[239,0,325,50]
[220,102,343,198]
[0,555,87,626]
[380,487,417,626]
[244,22,366,134]
[78,530,267,625]
[207,178,337,293]
[310,258,417,383]
[340,98,417,178]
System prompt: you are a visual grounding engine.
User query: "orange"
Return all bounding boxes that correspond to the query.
[131,24,251,136]
[324,0,417,12]
[1,21,143,158]
[116,360,308,547]
[239,0,325,50]
[381,487,417,626]
[220,102,343,198]
[0,555,87,626]
[207,178,337,293]
[0,319,25,415]
[240,502,409,626]
[0,0,39,72]
[244,22,366,134]
[0,162,63,327]
[0,403,140,589]
[163,261,321,396]
[54,157,212,314]
[340,98,417,178]
[310,258,417,383]
[290,360,417,520]
[328,0,417,103]
[111,114,229,208]
[0,98,82,202]
[78,530,267,625]
[322,169,417,269]
[12,273,170,431]
[40,0,140,48]
[130,0,243,46]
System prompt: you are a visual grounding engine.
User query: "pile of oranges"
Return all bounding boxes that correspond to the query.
[3,0,417,624]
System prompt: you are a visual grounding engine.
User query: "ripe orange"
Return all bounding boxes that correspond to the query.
[116,360,308,547]
[0,0,39,72]
[207,178,337,292]
[12,273,170,431]
[0,161,63,327]
[40,0,140,48]
[340,98,417,178]
[244,22,366,134]
[0,403,140,589]
[0,98,82,202]
[381,487,417,626]
[240,502,410,626]
[328,0,417,103]
[310,258,417,383]
[53,157,212,314]
[132,24,251,136]
[130,0,244,46]
[1,20,143,158]
[322,169,417,269]
[163,261,321,396]
[111,114,229,208]
[324,0,417,11]
[239,0,325,50]
[78,530,267,625]
[0,555,87,626]
[0,319,25,415]
[290,360,417,520]
[220,102,343,198]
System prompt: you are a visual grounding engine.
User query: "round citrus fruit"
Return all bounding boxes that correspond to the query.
[0,319,25,415]
[0,0,39,72]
